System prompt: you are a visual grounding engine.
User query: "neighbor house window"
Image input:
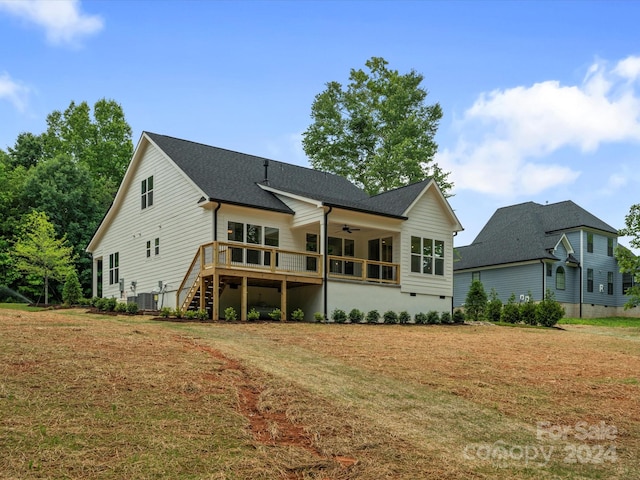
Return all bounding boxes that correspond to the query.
[411,237,445,276]
[546,263,552,277]
[587,268,593,293]
[623,273,633,295]
[141,176,154,209]
[608,272,614,295]
[146,241,151,258]
[109,252,119,285]
[556,266,565,290]
[472,271,481,282]
[587,233,593,253]
[607,238,614,256]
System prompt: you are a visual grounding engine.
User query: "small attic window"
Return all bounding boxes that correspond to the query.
[141,176,154,209]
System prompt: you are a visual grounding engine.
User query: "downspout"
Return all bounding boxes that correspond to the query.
[213,201,221,241]
[579,264,583,318]
[323,206,332,321]
[541,260,545,299]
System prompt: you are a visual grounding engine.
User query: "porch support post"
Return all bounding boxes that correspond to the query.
[212,272,219,321]
[199,277,206,312]
[280,278,287,321]
[241,276,248,321]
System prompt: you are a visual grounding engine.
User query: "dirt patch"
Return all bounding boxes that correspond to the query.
[174,335,357,475]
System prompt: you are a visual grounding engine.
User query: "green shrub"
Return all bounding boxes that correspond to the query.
[314,311,325,323]
[62,270,82,305]
[331,308,347,323]
[383,310,398,324]
[486,288,503,322]
[105,298,117,312]
[453,309,465,324]
[414,312,427,325]
[365,310,380,324]
[269,308,282,321]
[426,310,440,325]
[348,308,364,324]
[248,308,260,321]
[465,280,487,321]
[114,302,127,313]
[160,307,172,318]
[196,309,208,321]
[126,302,139,315]
[440,311,452,324]
[536,289,565,327]
[501,293,520,324]
[224,307,237,321]
[90,296,100,307]
[520,293,537,325]
[79,297,92,307]
[291,308,304,321]
[94,298,106,311]
[399,311,411,325]
[173,308,183,319]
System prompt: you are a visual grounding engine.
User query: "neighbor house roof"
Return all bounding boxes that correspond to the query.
[454,201,618,271]
[147,132,439,219]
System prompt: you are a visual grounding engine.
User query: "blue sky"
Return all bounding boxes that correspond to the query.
[1,0,639,250]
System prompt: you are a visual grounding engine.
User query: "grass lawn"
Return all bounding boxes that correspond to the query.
[559,316,640,328]
[1,307,638,479]
[0,302,44,312]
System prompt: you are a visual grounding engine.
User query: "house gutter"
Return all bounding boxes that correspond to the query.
[323,206,332,321]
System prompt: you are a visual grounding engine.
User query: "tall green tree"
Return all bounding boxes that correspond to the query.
[615,204,640,309]
[12,211,75,304]
[465,279,488,321]
[42,98,133,199]
[302,57,451,195]
[20,154,108,294]
[7,132,44,169]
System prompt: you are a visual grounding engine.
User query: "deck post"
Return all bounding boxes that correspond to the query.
[213,272,219,321]
[241,276,248,321]
[280,278,287,321]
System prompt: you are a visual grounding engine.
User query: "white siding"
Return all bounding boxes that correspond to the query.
[91,144,212,307]
[400,186,455,297]
[217,204,295,250]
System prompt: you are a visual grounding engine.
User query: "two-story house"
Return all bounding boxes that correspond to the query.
[87,132,463,321]
[453,201,638,318]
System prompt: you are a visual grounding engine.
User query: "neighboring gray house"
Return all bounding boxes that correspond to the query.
[453,201,638,318]
[87,132,463,321]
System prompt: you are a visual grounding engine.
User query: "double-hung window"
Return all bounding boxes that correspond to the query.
[109,252,119,285]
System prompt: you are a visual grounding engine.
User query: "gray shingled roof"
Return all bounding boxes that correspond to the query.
[454,201,618,271]
[146,132,423,218]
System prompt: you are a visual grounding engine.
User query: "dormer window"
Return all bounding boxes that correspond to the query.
[141,176,154,209]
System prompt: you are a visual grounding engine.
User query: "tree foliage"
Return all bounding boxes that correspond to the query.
[302,57,451,195]
[486,288,503,322]
[465,280,487,321]
[12,211,75,304]
[616,203,640,309]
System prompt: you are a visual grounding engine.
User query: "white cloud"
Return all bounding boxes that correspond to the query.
[0,71,29,111]
[0,0,103,46]
[440,56,640,197]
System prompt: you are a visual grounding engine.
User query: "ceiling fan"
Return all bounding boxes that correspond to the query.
[341,224,361,234]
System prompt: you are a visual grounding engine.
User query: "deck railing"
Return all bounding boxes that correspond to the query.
[327,255,400,284]
[178,242,400,310]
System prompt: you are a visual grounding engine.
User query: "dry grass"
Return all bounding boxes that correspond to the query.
[1,308,639,479]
